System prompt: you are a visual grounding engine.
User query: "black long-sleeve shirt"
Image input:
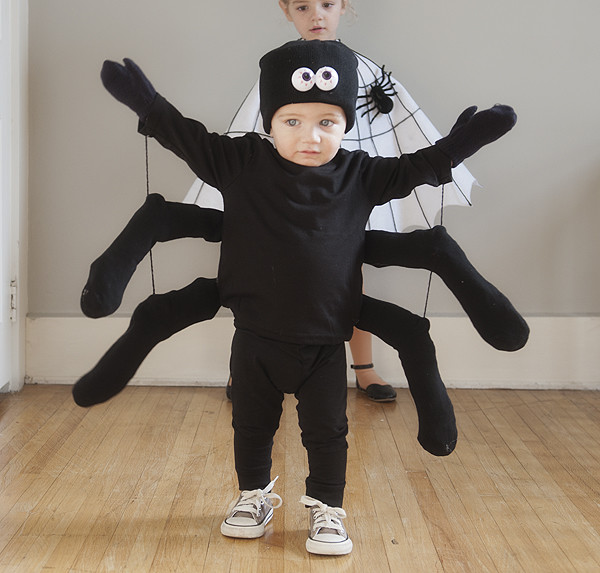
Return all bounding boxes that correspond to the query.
[139,94,452,344]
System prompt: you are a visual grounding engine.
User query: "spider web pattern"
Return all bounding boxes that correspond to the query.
[183,49,476,233]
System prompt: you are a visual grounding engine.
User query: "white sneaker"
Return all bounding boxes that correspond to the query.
[221,477,282,539]
[301,495,353,555]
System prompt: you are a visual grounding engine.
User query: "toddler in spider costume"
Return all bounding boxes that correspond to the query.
[75,40,526,554]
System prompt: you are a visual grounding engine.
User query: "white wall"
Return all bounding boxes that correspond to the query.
[1,0,27,393]
[25,315,600,390]
[26,0,600,388]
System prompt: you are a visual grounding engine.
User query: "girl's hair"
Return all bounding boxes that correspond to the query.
[279,0,357,21]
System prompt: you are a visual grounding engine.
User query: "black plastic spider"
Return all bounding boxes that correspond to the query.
[356,65,398,123]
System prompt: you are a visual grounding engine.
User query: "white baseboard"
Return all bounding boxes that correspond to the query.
[25,315,600,390]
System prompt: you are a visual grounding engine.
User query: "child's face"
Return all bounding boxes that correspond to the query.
[270,102,346,167]
[279,0,346,41]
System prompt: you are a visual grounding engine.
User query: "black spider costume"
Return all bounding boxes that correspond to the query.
[74,43,528,469]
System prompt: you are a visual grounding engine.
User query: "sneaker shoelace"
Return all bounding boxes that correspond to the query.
[300,495,347,536]
[228,476,282,519]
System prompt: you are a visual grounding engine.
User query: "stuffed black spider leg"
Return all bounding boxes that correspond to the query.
[81,193,222,318]
[357,295,457,456]
[364,226,529,351]
[73,277,220,407]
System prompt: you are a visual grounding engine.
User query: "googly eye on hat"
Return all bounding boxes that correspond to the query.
[259,40,358,133]
[314,67,339,91]
[291,67,316,92]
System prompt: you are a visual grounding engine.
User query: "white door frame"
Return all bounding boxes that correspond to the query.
[1,0,27,393]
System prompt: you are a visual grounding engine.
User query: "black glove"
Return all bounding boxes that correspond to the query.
[435,104,517,166]
[101,58,157,120]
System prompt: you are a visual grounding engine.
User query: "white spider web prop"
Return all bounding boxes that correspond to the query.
[183,49,476,233]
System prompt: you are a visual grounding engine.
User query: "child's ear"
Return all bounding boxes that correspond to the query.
[279,1,293,22]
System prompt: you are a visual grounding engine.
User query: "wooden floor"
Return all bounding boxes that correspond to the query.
[1,385,599,572]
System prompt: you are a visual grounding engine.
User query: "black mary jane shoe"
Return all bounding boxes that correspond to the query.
[225,376,232,401]
[352,363,397,403]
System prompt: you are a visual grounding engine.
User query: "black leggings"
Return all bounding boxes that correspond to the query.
[230,329,348,507]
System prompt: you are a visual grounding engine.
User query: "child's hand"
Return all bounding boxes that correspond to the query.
[435,105,517,166]
[101,58,157,120]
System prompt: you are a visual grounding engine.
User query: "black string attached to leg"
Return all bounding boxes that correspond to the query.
[145,136,156,296]
[423,272,433,318]
[422,184,445,318]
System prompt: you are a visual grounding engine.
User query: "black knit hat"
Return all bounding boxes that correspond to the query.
[259,40,358,134]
